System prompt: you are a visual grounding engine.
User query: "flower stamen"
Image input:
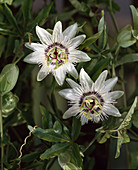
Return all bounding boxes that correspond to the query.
[45,42,69,70]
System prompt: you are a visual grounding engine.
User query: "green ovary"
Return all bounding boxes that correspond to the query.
[79,97,103,119]
[46,47,67,70]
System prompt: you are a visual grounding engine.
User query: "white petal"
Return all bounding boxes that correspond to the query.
[36,26,53,45]
[63,23,77,39]
[66,78,80,88]
[104,77,118,92]
[52,21,63,42]
[80,114,88,125]
[103,103,121,117]
[94,70,108,91]
[23,51,45,64]
[69,50,91,62]
[59,89,74,100]
[66,63,78,79]
[109,91,124,100]
[25,43,45,52]
[79,68,93,88]
[70,35,86,49]
[54,67,66,86]
[37,66,51,81]
[63,106,79,119]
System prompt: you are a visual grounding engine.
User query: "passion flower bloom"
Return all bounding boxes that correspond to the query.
[59,68,124,125]
[24,21,90,85]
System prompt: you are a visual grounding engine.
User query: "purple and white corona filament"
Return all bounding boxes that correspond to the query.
[24,21,90,86]
[59,68,124,125]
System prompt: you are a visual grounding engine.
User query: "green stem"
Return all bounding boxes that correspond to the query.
[0,94,4,170]
[112,62,116,77]
[83,133,100,153]
[109,0,119,34]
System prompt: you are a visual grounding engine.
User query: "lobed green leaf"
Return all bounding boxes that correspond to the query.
[22,0,32,28]
[29,1,53,32]
[40,105,53,129]
[2,4,20,34]
[0,28,19,36]
[115,131,130,158]
[117,25,136,48]
[40,143,70,159]
[130,5,138,31]
[79,31,102,50]
[72,143,82,167]
[117,53,138,66]
[71,117,81,141]
[28,125,69,142]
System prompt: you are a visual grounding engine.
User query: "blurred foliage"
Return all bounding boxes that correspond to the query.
[0,0,137,169]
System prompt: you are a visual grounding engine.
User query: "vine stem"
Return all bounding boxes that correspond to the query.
[109,0,119,34]
[0,94,4,170]
[83,133,100,153]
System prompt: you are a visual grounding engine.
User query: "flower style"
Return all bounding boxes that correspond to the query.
[59,68,124,125]
[24,21,90,85]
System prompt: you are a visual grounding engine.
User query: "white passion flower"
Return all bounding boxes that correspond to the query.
[59,68,124,125]
[24,21,90,86]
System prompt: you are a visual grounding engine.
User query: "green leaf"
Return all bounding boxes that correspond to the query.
[0,28,18,36]
[115,131,130,158]
[98,132,110,144]
[71,117,81,141]
[118,96,138,130]
[0,35,6,57]
[2,92,19,117]
[0,64,19,95]
[90,57,110,81]
[22,0,32,28]
[21,151,40,162]
[2,4,20,34]
[130,5,138,31]
[79,31,102,50]
[72,143,82,167]
[40,105,53,129]
[98,12,104,32]
[98,12,108,50]
[40,143,70,159]
[0,0,13,5]
[132,110,138,128]
[28,125,69,142]
[63,162,81,170]
[5,36,15,58]
[53,120,62,134]
[117,25,136,48]
[58,152,70,168]
[117,53,138,66]
[29,1,53,31]
[68,0,88,12]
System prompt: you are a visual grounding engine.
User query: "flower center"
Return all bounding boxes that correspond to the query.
[45,42,69,70]
[79,92,104,120]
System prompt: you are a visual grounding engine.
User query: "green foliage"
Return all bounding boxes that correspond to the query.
[0,0,13,5]
[0,1,137,169]
[28,125,70,142]
[40,143,71,159]
[71,117,81,141]
[117,25,136,48]
[115,131,130,158]
[0,64,19,95]
[118,96,137,130]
